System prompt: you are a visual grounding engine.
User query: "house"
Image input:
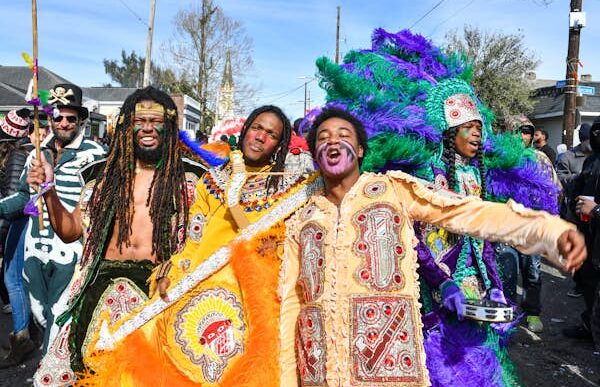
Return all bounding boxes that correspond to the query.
[0,66,203,140]
[529,75,600,150]
[82,87,137,138]
[0,65,107,138]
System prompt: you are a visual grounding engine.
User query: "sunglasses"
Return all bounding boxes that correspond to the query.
[54,115,78,124]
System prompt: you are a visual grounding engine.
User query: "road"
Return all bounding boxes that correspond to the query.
[0,264,598,386]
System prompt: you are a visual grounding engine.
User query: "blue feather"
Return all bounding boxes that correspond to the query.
[178,131,228,168]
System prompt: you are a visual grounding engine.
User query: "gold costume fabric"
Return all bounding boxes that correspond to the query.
[76,159,321,386]
[279,171,574,387]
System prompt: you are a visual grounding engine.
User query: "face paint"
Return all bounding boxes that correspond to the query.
[154,124,164,133]
[316,140,357,176]
[134,124,143,133]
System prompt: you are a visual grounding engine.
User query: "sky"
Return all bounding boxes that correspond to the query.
[2,0,599,121]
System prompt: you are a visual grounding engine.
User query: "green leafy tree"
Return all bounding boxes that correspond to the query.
[103,50,193,94]
[103,50,145,88]
[446,26,540,124]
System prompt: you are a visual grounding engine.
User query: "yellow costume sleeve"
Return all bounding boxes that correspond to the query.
[388,171,575,267]
[279,214,302,387]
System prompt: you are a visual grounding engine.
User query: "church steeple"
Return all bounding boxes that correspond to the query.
[216,51,235,123]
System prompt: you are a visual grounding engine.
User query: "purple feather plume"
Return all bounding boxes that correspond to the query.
[424,319,505,387]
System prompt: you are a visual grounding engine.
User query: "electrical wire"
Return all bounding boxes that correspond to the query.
[262,78,316,104]
[409,0,446,29]
[117,0,149,27]
[427,0,476,37]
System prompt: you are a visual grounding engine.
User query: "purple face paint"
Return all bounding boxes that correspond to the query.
[316,140,358,176]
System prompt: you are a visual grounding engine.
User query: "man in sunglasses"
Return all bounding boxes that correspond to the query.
[0,83,106,359]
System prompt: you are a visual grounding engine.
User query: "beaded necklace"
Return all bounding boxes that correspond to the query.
[446,155,491,289]
[203,163,306,212]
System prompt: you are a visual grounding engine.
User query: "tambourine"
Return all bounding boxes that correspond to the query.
[460,299,514,322]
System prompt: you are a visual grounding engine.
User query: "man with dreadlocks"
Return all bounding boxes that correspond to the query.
[28,86,207,385]
[73,105,320,386]
[412,88,525,386]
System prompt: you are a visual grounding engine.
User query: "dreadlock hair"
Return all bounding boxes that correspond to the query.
[83,86,188,264]
[442,126,486,199]
[0,142,16,170]
[307,106,369,165]
[237,105,292,192]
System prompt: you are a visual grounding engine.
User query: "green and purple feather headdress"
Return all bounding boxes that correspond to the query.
[304,28,559,213]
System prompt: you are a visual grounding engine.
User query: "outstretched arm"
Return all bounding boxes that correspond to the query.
[390,171,586,272]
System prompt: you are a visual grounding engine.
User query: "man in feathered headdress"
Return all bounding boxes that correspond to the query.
[279,105,585,386]
[293,28,570,386]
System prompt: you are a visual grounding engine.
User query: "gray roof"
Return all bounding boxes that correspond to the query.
[531,81,600,117]
[529,78,558,89]
[0,82,28,107]
[0,66,72,93]
[83,87,137,101]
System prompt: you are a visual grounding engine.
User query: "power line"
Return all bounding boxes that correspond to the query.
[409,0,446,29]
[118,0,149,27]
[262,78,316,104]
[427,0,475,37]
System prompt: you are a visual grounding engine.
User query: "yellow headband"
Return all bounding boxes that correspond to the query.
[135,101,165,115]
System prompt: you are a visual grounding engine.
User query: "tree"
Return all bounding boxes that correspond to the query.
[445,26,540,124]
[165,0,256,133]
[103,50,145,88]
[103,50,193,95]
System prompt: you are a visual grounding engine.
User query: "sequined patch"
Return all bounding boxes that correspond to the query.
[363,181,386,198]
[179,259,191,272]
[174,288,246,383]
[185,172,200,206]
[67,274,85,305]
[188,213,206,242]
[296,306,327,386]
[456,169,481,197]
[419,223,454,263]
[298,222,326,302]
[82,278,148,363]
[351,295,424,384]
[78,181,96,232]
[352,203,405,292]
[300,203,317,221]
[35,324,75,386]
[434,174,449,190]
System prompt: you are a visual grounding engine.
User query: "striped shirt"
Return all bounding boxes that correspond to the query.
[0,131,106,264]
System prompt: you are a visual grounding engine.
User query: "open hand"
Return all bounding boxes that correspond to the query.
[557,229,586,273]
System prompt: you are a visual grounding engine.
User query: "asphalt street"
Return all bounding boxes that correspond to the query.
[0,264,598,386]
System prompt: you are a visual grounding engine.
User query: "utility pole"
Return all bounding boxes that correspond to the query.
[335,6,341,64]
[562,0,584,147]
[303,81,308,113]
[143,0,157,87]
